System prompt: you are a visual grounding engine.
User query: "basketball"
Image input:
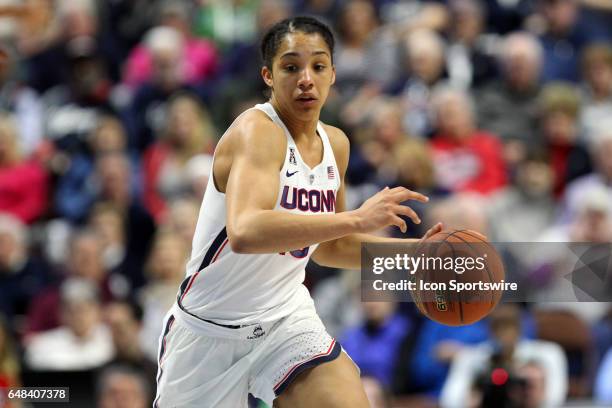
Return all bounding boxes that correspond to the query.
[410,230,505,326]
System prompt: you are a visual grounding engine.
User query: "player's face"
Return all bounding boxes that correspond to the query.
[262,32,335,121]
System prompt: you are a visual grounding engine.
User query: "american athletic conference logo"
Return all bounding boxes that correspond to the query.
[247,324,265,340]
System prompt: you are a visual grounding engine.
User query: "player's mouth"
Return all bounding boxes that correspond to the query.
[295,94,318,107]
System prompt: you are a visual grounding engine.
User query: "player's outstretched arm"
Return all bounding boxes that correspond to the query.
[224,114,423,254]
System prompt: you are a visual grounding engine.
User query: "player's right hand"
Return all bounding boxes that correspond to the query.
[353,186,429,233]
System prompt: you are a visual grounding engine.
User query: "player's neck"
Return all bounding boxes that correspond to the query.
[269,99,319,142]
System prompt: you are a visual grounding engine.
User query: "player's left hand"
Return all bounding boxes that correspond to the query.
[420,222,443,242]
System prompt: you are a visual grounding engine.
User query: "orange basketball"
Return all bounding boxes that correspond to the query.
[410,229,505,326]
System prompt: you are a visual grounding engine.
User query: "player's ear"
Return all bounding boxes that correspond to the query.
[330,65,336,86]
[261,66,273,88]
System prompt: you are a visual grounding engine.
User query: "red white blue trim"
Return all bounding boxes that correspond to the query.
[273,339,342,396]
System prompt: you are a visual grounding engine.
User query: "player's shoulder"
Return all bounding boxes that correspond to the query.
[321,123,350,167]
[321,123,350,150]
[223,108,287,160]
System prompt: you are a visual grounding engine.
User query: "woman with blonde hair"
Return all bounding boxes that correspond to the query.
[142,92,217,222]
[0,112,48,223]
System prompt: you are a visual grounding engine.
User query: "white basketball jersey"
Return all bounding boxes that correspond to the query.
[177,102,341,325]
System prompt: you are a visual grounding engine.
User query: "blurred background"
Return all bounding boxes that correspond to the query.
[0,0,611,406]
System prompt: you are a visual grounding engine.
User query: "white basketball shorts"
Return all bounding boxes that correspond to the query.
[153,296,343,407]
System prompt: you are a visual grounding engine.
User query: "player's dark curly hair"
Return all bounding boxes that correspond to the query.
[260,16,335,69]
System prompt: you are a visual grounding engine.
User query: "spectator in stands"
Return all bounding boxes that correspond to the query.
[481,0,533,34]
[561,128,612,223]
[42,42,113,156]
[427,194,489,234]
[579,43,612,143]
[595,347,612,404]
[0,46,44,157]
[24,0,114,93]
[334,0,397,100]
[537,82,591,196]
[26,229,126,334]
[183,153,214,200]
[193,0,258,51]
[25,278,114,371]
[445,0,498,89]
[406,316,489,397]
[430,86,507,195]
[88,203,147,294]
[54,114,135,223]
[128,29,202,151]
[164,197,200,248]
[103,301,157,391]
[0,316,20,389]
[354,99,411,185]
[440,304,567,408]
[0,112,47,223]
[391,139,444,238]
[487,150,555,242]
[593,306,612,369]
[57,150,155,289]
[142,92,216,222]
[477,32,543,166]
[97,364,150,408]
[123,1,218,89]
[389,29,447,137]
[341,302,411,387]
[138,230,189,361]
[0,213,49,331]
[537,0,593,83]
[212,0,289,129]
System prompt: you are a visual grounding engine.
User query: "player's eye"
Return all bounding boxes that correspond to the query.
[314,64,326,71]
[284,65,298,72]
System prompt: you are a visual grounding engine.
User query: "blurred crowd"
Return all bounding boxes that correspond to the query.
[0,0,611,407]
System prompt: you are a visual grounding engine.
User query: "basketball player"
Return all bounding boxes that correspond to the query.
[154,16,442,408]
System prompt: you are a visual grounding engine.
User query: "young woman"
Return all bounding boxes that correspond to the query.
[154,16,441,408]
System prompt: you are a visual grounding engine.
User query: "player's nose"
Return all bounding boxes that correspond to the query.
[297,68,314,90]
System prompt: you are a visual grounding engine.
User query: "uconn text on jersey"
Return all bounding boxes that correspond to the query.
[280,186,336,213]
